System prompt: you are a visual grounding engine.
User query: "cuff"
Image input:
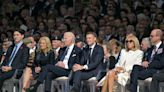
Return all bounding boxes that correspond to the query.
[83,65,88,70]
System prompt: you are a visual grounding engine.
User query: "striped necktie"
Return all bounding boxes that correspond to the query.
[8,45,18,66]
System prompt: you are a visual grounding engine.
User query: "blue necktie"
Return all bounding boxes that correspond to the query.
[8,45,18,66]
[60,47,69,61]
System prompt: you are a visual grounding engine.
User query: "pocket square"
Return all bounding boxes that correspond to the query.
[72,54,76,57]
[157,48,163,54]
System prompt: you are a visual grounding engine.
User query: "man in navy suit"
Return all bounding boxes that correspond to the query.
[129,29,164,92]
[0,29,29,90]
[30,32,82,92]
[70,32,104,92]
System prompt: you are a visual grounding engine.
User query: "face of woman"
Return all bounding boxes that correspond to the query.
[126,39,135,50]
[39,39,47,51]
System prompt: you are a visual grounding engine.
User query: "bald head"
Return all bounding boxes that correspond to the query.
[63,32,75,46]
[150,29,162,45]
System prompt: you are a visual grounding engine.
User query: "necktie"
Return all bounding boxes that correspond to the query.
[8,45,18,66]
[87,48,92,64]
[149,46,156,63]
[60,47,69,61]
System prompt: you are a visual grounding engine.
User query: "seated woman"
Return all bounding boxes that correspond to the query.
[22,37,55,92]
[101,35,143,92]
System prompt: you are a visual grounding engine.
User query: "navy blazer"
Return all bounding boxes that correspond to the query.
[2,43,29,70]
[80,44,104,74]
[144,43,164,69]
[57,45,82,70]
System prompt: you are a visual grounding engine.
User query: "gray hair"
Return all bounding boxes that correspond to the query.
[142,37,151,48]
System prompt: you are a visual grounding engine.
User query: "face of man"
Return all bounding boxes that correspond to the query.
[13,31,24,44]
[150,30,160,45]
[63,33,74,47]
[28,37,36,48]
[52,40,61,49]
[86,34,96,46]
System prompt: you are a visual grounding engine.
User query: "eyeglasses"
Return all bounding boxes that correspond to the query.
[126,40,133,43]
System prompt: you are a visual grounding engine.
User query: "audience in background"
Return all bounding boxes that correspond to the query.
[0,0,164,91]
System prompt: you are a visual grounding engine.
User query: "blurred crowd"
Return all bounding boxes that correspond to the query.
[0,0,164,92]
[0,0,164,47]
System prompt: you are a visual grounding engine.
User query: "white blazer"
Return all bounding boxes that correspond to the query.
[115,49,143,86]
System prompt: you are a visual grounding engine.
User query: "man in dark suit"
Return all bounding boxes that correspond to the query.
[0,29,29,90]
[30,32,82,92]
[70,32,104,92]
[129,29,164,92]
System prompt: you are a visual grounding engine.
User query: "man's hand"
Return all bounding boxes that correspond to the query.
[2,66,12,72]
[55,61,65,68]
[35,67,41,73]
[141,61,149,68]
[73,64,83,72]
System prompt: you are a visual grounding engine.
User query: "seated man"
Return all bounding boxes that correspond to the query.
[70,32,104,92]
[0,29,29,90]
[30,32,82,92]
[129,29,164,92]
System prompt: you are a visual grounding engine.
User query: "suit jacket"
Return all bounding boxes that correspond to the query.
[57,45,82,70]
[80,44,104,74]
[2,43,29,70]
[34,50,55,67]
[144,43,164,69]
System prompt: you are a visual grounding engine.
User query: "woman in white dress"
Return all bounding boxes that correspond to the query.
[101,35,143,92]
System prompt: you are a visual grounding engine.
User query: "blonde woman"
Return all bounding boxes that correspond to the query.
[108,39,122,60]
[101,35,143,92]
[22,37,55,92]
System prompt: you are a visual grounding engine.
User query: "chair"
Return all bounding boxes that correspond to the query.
[2,70,20,92]
[116,77,152,92]
[51,71,73,92]
[159,82,164,92]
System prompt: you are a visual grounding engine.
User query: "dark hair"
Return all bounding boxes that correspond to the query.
[14,29,25,35]
[86,32,97,38]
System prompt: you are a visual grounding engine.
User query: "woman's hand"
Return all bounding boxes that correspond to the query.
[35,67,41,73]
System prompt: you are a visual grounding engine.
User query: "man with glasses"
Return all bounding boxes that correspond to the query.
[129,29,164,92]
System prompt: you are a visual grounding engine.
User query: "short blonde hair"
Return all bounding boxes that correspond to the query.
[125,35,140,51]
[108,39,122,54]
[38,37,52,53]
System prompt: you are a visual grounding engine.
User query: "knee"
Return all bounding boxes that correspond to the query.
[152,73,159,80]
[108,70,116,77]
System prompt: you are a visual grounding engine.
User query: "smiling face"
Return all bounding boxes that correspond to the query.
[86,33,96,46]
[13,31,24,44]
[39,39,47,51]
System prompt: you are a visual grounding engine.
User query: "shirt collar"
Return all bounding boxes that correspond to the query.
[89,43,96,49]
[68,43,75,50]
[155,41,162,50]
[55,47,60,52]
[15,41,23,47]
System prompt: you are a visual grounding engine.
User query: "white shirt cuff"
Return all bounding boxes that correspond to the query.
[83,65,88,70]
[65,64,69,69]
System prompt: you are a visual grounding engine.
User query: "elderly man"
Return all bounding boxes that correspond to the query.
[30,32,82,92]
[129,29,164,92]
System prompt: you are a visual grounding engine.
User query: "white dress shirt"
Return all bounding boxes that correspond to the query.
[63,44,74,69]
